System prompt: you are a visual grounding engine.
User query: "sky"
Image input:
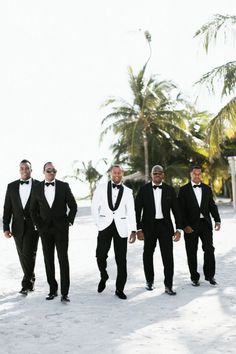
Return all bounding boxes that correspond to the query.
[0,0,235,202]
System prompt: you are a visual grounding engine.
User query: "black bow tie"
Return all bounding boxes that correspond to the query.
[193,184,201,188]
[45,182,55,187]
[112,183,122,189]
[153,185,162,190]
[20,180,29,185]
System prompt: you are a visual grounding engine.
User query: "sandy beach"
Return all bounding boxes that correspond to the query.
[0,203,235,354]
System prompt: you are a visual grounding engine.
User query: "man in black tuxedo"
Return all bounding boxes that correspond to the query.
[3,159,40,295]
[30,162,77,302]
[178,166,221,286]
[135,165,182,295]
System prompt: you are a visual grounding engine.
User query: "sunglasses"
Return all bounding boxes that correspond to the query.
[152,172,163,175]
[45,169,57,174]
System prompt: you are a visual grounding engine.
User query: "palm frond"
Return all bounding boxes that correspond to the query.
[196,61,236,97]
[194,14,236,53]
[208,96,236,157]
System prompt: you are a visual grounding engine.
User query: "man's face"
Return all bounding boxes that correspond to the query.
[44,163,57,182]
[191,168,202,184]
[111,167,123,184]
[19,162,32,180]
[151,170,164,185]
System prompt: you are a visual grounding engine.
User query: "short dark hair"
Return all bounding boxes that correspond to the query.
[20,159,31,167]
[190,165,202,172]
[43,162,53,171]
[110,164,124,172]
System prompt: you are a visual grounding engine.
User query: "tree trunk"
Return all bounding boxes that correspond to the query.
[143,131,149,182]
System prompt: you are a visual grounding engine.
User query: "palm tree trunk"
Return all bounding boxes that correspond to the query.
[143,131,149,182]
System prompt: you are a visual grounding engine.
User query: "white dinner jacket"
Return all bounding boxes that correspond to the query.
[91,182,137,238]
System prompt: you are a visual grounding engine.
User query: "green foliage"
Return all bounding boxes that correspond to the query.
[101,66,211,184]
[208,97,236,158]
[196,61,236,97]
[195,14,236,159]
[194,14,236,54]
[64,159,107,199]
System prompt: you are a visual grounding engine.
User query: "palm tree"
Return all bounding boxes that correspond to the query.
[195,14,236,158]
[101,67,193,181]
[64,159,107,199]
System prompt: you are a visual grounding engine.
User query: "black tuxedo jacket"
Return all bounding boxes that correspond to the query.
[3,179,40,237]
[30,179,77,235]
[178,182,221,230]
[135,182,182,236]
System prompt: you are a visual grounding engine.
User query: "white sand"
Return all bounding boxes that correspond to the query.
[0,205,236,354]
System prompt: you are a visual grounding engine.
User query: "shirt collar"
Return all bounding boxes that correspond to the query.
[20,178,31,182]
[191,181,201,187]
[111,180,122,185]
[152,182,163,187]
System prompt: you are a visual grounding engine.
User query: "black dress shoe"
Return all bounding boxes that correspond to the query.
[192,280,200,287]
[97,275,109,293]
[165,287,176,295]
[19,288,29,295]
[206,277,217,285]
[115,290,127,300]
[46,292,58,300]
[61,295,70,302]
[145,282,154,291]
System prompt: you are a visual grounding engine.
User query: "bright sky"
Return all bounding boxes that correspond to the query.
[0,0,235,202]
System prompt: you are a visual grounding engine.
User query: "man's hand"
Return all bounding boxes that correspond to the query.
[4,231,12,238]
[137,230,144,241]
[184,226,194,234]
[129,231,136,243]
[173,231,181,242]
[215,223,221,231]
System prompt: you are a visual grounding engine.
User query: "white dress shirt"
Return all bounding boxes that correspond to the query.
[191,181,204,218]
[44,180,55,208]
[19,178,32,209]
[152,182,164,219]
[111,182,122,207]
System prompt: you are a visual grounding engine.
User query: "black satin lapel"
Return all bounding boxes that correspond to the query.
[24,180,34,210]
[24,196,30,211]
[200,184,206,208]
[41,182,51,209]
[14,181,23,210]
[189,183,200,208]
[114,185,124,210]
[161,183,167,211]
[51,180,58,208]
[107,181,113,210]
[148,183,156,214]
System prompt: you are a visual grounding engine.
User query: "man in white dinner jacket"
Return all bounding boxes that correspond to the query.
[91,165,137,300]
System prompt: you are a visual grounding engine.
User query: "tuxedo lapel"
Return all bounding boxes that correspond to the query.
[107,181,113,210]
[24,179,35,211]
[107,181,124,211]
[114,185,124,210]
[188,183,200,209]
[40,182,51,210]
[148,183,156,214]
[161,183,167,212]
[51,179,59,208]
[200,184,207,209]
[14,181,24,210]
